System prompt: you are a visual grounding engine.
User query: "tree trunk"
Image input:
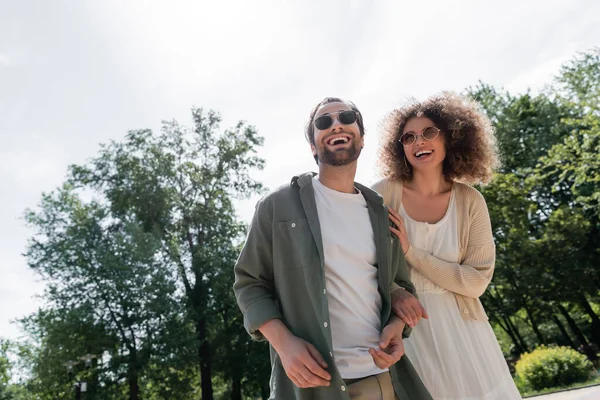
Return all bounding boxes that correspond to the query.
[506,317,529,352]
[198,317,214,400]
[524,303,546,345]
[231,375,242,400]
[495,315,526,354]
[128,372,140,400]
[557,304,590,346]
[128,349,140,400]
[551,313,576,348]
[578,294,600,344]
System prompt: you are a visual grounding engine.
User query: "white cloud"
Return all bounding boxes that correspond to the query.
[0,53,9,66]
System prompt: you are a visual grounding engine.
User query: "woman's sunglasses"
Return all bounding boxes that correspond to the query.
[399,126,441,146]
[314,110,359,131]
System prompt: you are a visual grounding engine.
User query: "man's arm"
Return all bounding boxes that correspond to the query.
[233,198,281,340]
[233,197,331,388]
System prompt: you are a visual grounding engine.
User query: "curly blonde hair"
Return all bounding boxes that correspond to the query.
[378,92,499,185]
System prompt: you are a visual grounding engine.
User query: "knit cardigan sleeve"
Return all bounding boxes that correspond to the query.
[372,179,495,299]
[404,186,495,298]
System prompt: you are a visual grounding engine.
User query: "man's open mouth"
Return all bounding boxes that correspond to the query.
[326,135,352,146]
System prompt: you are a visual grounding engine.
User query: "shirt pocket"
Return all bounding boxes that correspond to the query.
[274,219,315,269]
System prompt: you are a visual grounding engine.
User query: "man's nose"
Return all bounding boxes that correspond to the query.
[330,116,343,130]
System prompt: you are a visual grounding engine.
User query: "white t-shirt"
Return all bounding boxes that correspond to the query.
[312,177,386,379]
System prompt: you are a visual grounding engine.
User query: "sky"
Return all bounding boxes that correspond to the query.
[1,0,599,341]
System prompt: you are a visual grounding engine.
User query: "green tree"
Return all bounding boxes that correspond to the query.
[0,340,12,400]
[555,47,600,114]
[0,340,29,400]
[469,48,600,359]
[69,108,266,399]
[24,190,188,399]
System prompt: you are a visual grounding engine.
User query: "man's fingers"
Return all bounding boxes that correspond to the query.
[298,363,330,387]
[420,303,429,319]
[388,349,401,359]
[300,369,330,387]
[369,348,396,369]
[387,346,404,362]
[297,373,313,388]
[305,344,330,377]
[304,358,331,382]
[291,372,308,388]
[379,327,393,349]
[377,349,395,363]
[369,348,385,369]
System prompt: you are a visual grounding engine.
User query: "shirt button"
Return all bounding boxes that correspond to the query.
[463,309,469,314]
[329,351,333,357]
[323,289,327,294]
[341,385,346,391]
[291,223,296,228]
[390,238,393,243]
[324,322,328,328]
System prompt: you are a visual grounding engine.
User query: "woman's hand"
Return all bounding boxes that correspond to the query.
[389,208,410,255]
[391,287,428,328]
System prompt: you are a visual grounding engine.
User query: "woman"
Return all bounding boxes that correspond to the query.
[372,92,521,399]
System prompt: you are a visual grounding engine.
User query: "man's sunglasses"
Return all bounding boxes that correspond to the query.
[399,126,441,146]
[314,110,359,131]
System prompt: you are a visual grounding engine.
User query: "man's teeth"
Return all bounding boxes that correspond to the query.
[329,137,349,145]
[415,150,433,157]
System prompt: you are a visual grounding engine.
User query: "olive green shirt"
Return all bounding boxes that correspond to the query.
[233,173,432,400]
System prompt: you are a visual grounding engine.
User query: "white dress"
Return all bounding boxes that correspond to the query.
[399,189,522,400]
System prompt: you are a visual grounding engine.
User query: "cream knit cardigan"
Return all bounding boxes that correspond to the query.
[372,179,495,321]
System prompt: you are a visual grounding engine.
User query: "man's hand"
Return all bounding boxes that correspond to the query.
[391,287,428,328]
[369,317,405,369]
[259,319,331,388]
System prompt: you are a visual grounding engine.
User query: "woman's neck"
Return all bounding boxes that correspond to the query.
[406,169,452,196]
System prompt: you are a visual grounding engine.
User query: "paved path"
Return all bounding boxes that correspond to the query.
[529,385,600,399]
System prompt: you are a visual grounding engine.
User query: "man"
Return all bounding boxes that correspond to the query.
[233,97,432,400]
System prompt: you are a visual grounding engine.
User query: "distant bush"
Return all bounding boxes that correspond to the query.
[515,345,594,391]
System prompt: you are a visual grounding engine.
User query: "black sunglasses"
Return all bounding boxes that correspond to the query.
[314,110,359,131]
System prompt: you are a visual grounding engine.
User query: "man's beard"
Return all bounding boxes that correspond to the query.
[316,139,362,166]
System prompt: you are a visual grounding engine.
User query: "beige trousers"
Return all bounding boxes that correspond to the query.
[346,372,399,400]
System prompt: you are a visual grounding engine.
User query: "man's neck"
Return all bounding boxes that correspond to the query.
[317,162,358,194]
[407,168,451,196]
